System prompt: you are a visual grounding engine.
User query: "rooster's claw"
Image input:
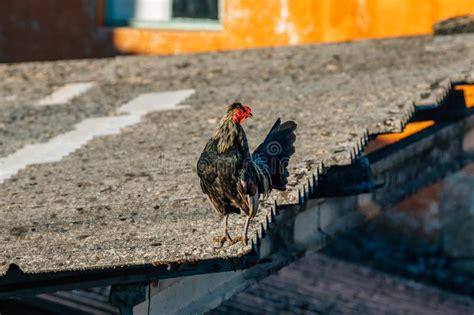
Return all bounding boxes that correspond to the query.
[213,235,234,248]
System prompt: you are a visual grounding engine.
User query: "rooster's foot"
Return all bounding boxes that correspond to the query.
[213,235,234,248]
[229,235,248,246]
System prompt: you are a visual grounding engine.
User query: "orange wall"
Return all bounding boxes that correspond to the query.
[0,0,473,62]
[113,0,474,55]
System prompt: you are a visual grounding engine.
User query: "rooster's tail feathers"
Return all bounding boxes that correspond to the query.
[253,118,297,192]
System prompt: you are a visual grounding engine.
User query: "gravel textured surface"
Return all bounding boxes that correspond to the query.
[0,34,474,275]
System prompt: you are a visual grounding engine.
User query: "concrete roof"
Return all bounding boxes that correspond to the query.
[0,34,474,276]
[211,253,474,314]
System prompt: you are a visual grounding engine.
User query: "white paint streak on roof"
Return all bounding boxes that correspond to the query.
[0,89,195,183]
[117,89,195,115]
[37,82,96,106]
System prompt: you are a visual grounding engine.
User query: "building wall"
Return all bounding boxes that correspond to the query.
[1,0,474,62]
[113,0,474,55]
[0,0,115,62]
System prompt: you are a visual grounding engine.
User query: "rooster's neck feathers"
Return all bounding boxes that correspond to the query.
[212,112,245,154]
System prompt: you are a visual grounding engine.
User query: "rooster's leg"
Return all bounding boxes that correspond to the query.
[241,216,251,245]
[214,215,233,247]
[223,214,233,243]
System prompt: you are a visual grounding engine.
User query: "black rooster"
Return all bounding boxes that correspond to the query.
[197,103,297,245]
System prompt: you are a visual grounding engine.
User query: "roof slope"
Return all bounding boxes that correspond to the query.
[0,34,473,275]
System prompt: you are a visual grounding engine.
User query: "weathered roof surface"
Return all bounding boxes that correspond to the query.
[0,34,474,275]
[210,253,474,314]
[434,14,474,35]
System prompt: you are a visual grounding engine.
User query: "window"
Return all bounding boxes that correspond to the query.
[173,0,219,20]
[104,0,221,30]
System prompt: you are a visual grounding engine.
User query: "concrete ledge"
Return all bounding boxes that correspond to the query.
[133,195,369,314]
[441,172,474,275]
[370,120,466,207]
